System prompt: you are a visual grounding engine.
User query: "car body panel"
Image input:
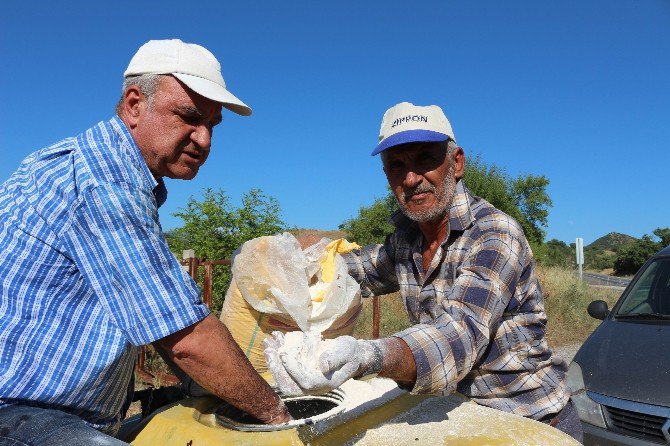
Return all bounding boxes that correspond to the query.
[574,318,670,407]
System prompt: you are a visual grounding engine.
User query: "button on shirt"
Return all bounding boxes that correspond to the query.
[0,117,209,434]
[344,180,568,420]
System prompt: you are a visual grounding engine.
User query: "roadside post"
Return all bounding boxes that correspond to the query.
[576,237,584,282]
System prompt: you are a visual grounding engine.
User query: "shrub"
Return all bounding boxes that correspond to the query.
[614,235,660,276]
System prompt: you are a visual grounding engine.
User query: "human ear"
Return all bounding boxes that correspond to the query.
[453,147,465,179]
[121,86,144,129]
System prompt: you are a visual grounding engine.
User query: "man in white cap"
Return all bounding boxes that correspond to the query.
[0,39,290,445]
[273,102,583,442]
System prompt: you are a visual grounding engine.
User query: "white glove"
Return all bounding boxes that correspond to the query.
[264,331,304,396]
[283,336,384,394]
[264,331,337,396]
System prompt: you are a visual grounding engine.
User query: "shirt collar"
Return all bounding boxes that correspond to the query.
[109,115,168,208]
[390,179,475,239]
[447,180,475,232]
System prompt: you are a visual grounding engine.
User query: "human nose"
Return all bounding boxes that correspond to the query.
[191,124,212,149]
[403,169,422,188]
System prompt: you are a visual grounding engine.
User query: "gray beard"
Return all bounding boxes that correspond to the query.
[399,166,457,223]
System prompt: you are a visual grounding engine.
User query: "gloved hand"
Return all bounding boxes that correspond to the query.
[265,331,338,396]
[283,335,384,394]
[264,331,305,396]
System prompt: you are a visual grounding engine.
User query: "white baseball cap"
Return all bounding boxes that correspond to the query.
[124,39,252,116]
[371,102,456,155]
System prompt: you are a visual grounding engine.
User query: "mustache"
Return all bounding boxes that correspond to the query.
[403,184,436,201]
[182,145,209,160]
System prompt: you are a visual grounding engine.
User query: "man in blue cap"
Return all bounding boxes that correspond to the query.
[273,102,583,442]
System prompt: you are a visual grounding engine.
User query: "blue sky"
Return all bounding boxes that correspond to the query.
[1,1,668,246]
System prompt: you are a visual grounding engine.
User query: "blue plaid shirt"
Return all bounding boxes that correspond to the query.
[345,180,568,420]
[0,116,209,434]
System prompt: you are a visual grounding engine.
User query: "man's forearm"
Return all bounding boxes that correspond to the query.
[378,337,417,387]
[151,346,210,398]
[155,314,290,424]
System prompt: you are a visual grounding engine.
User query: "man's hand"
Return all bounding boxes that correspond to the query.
[265,331,337,396]
[317,336,384,385]
[266,333,384,395]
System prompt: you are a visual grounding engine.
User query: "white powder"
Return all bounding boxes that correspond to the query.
[342,395,580,446]
[278,331,340,377]
[339,378,403,413]
[295,377,406,439]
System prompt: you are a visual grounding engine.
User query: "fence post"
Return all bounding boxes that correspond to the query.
[190,258,200,281]
[372,296,380,339]
[203,262,213,308]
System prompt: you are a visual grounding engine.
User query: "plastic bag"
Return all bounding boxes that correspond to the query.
[232,232,361,334]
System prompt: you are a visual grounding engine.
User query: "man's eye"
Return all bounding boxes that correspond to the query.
[181,115,199,125]
[417,154,438,168]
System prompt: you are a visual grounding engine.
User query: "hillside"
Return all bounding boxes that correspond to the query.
[290,228,348,241]
[586,232,637,253]
[583,232,637,272]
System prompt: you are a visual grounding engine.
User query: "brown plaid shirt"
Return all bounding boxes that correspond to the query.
[344,180,569,419]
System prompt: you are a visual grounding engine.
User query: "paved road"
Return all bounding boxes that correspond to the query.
[580,271,631,288]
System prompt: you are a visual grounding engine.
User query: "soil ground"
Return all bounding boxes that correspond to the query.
[551,342,582,365]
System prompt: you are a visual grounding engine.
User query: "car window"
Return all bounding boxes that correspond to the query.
[616,258,670,315]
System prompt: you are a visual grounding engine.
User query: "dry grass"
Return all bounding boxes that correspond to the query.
[353,293,411,339]
[538,265,622,346]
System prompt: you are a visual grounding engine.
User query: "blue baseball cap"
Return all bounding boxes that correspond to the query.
[372,102,456,156]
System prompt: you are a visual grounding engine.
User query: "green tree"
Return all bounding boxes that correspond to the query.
[339,192,397,245]
[511,175,552,244]
[538,239,574,268]
[463,156,524,224]
[585,252,616,272]
[613,235,659,276]
[653,228,670,247]
[166,188,286,313]
[612,228,669,276]
[464,156,551,245]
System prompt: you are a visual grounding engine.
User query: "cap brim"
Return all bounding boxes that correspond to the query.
[371,130,450,156]
[173,73,252,116]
